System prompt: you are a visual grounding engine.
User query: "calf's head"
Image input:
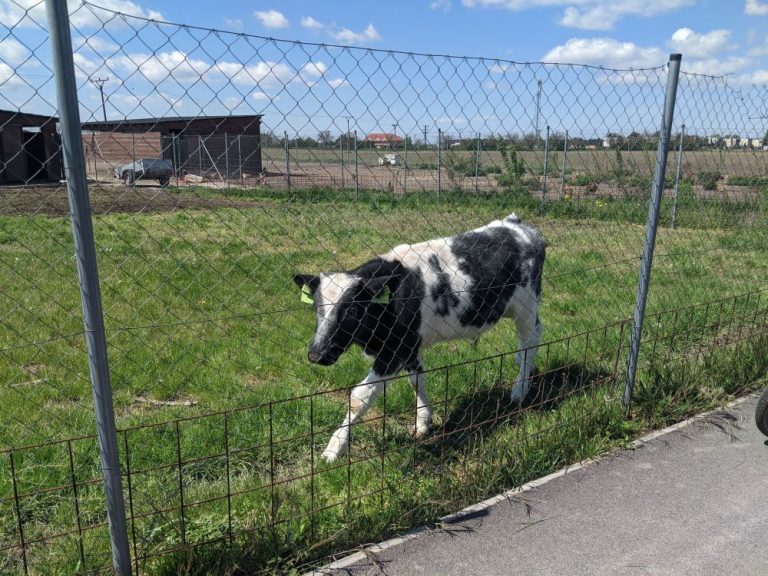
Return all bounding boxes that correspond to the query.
[293,272,391,366]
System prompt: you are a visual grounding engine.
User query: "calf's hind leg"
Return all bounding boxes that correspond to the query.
[407,357,432,439]
[508,291,543,403]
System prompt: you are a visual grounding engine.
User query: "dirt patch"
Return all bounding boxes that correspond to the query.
[0,183,269,217]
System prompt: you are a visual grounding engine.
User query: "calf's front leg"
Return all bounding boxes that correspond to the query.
[407,358,432,439]
[322,370,388,463]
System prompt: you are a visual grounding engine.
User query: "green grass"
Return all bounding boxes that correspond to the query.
[0,186,766,574]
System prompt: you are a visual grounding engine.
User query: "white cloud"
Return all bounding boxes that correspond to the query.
[212,60,295,87]
[542,37,664,68]
[110,51,211,83]
[301,16,325,30]
[683,56,751,76]
[300,61,328,78]
[74,35,119,53]
[0,0,163,28]
[0,62,24,87]
[328,78,349,88]
[224,18,243,31]
[429,0,453,12]
[254,9,289,29]
[332,23,381,44]
[0,38,28,64]
[669,28,733,59]
[745,0,768,15]
[738,69,768,83]
[251,91,272,101]
[747,41,768,57]
[461,0,695,30]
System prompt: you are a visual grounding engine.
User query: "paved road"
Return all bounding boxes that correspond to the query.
[321,396,768,576]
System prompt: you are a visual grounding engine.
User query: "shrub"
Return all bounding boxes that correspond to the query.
[496,137,526,189]
[727,176,768,187]
[697,171,721,191]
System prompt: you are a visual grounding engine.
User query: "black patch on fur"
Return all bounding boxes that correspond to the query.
[451,224,545,328]
[310,258,425,376]
[427,254,459,316]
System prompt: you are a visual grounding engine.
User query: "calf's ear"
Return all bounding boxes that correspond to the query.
[293,274,319,291]
[363,275,392,303]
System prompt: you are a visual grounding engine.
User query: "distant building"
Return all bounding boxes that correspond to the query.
[0,109,62,184]
[364,133,403,149]
[81,114,262,177]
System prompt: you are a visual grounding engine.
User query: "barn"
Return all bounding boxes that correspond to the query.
[0,109,62,184]
[81,114,263,180]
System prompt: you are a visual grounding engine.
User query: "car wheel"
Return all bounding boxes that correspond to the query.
[159,176,170,187]
[123,170,135,186]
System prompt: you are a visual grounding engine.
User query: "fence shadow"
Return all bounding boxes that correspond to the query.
[425,360,615,453]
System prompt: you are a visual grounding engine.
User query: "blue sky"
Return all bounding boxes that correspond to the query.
[190,0,768,80]
[1,1,766,139]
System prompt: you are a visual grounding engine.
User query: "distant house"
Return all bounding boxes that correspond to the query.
[364,132,404,149]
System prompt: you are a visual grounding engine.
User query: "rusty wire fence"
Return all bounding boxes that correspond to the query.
[1,1,767,574]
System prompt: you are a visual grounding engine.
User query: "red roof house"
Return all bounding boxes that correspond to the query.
[364,132,404,148]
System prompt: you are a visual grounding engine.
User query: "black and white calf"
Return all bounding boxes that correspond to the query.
[293,213,545,462]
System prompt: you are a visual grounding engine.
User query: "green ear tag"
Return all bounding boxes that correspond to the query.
[301,284,314,304]
[373,286,390,304]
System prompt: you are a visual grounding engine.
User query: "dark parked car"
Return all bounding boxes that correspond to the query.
[114,158,173,186]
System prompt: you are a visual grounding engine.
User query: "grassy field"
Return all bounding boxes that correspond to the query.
[0,185,766,574]
[261,147,768,178]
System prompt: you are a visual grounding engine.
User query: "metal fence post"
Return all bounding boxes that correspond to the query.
[354,130,359,199]
[560,129,568,199]
[671,123,685,229]
[45,1,132,574]
[475,132,480,194]
[284,131,291,192]
[224,132,230,191]
[437,128,442,201]
[624,54,682,409]
[237,134,242,180]
[403,134,408,195]
[340,136,345,189]
[541,125,550,208]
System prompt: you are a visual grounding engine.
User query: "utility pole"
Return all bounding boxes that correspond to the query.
[391,122,398,149]
[90,77,109,121]
[423,125,428,147]
[534,79,542,148]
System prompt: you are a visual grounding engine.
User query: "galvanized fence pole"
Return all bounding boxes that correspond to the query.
[354,130,359,199]
[225,132,230,191]
[437,128,442,201]
[560,129,568,199]
[130,132,136,188]
[237,134,242,180]
[340,137,345,189]
[624,54,682,409]
[403,135,408,194]
[541,125,550,209]
[171,134,178,185]
[671,123,685,229]
[284,131,291,192]
[45,1,132,574]
[475,132,480,194]
[197,136,203,179]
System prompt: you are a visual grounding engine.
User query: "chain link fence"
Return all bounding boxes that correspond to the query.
[1,1,767,574]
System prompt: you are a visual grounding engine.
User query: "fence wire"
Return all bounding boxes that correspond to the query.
[1,2,767,574]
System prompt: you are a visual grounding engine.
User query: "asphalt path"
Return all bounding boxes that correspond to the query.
[318,395,768,576]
